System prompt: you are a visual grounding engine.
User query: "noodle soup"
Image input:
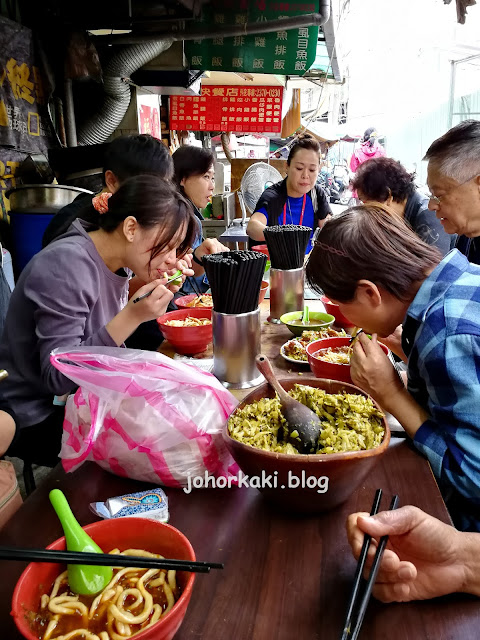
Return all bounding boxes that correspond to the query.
[12,519,196,640]
[313,345,353,365]
[186,294,213,308]
[30,550,181,640]
[164,317,211,327]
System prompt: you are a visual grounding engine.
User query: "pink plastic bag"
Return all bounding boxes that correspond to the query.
[50,347,240,487]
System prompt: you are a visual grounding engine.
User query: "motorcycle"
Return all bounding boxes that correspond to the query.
[317,168,346,204]
[331,162,352,205]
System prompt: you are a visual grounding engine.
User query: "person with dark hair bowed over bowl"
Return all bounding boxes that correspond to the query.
[349,127,386,174]
[171,145,229,296]
[0,176,196,468]
[351,156,453,255]
[424,119,480,265]
[42,134,175,248]
[246,134,332,253]
[306,204,480,532]
[347,505,480,603]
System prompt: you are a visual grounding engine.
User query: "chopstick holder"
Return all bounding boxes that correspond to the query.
[340,491,399,640]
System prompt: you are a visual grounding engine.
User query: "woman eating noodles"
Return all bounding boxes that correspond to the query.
[0,175,196,467]
[306,204,480,532]
[247,134,332,253]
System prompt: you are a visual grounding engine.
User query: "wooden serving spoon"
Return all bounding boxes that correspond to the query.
[255,354,322,454]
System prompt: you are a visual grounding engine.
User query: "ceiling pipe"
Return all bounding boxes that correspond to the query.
[104,1,331,45]
[76,1,331,145]
[78,39,174,146]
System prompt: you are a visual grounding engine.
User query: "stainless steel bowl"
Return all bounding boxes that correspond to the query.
[5,184,93,213]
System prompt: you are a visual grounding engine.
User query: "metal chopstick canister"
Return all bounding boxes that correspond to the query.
[212,308,263,389]
[268,267,304,324]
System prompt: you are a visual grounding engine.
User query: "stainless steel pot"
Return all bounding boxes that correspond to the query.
[5,184,93,213]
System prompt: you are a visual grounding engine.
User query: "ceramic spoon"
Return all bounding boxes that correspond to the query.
[255,354,322,453]
[49,489,113,595]
[302,305,310,325]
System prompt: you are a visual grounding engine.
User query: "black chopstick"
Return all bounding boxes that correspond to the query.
[349,329,364,346]
[341,493,399,640]
[0,546,223,574]
[340,489,383,640]
[187,275,202,299]
[133,272,184,304]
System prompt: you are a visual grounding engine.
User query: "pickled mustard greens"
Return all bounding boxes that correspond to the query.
[228,384,385,454]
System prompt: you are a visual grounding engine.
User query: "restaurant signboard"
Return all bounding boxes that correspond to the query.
[169,85,284,133]
[185,1,319,75]
[0,16,53,153]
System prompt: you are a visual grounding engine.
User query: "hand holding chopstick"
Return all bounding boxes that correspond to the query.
[133,270,184,304]
[349,328,364,347]
[340,491,399,640]
[0,546,223,574]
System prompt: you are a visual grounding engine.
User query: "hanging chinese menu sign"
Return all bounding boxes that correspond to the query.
[0,16,54,152]
[169,86,283,133]
[185,1,319,75]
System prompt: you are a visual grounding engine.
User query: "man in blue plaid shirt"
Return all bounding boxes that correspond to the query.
[401,251,480,531]
[306,203,480,531]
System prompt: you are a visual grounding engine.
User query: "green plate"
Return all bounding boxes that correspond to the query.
[279,310,335,336]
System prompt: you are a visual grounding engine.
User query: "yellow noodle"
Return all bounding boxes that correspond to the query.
[117,588,143,611]
[50,571,68,599]
[167,570,176,592]
[107,608,131,640]
[113,616,130,637]
[39,550,179,640]
[148,572,165,588]
[49,595,89,616]
[43,615,59,640]
[109,570,156,624]
[144,604,162,627]
[55,631,102,640]
[89,587,118,619]
[163,582,175,615]
[118,549,162,559]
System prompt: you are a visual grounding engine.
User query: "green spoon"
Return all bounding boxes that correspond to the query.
[302,305,310,324]
[49,489,113,596]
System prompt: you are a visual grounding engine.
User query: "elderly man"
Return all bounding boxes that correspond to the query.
[424,119,480,264]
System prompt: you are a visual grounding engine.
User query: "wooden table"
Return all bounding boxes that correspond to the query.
[3,301,478,638]
[1,444,479,639]
[161,300,328,402]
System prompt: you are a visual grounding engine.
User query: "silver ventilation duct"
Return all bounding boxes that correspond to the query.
[78,39,174,146]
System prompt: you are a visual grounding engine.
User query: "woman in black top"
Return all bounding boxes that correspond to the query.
[247,134,332,253]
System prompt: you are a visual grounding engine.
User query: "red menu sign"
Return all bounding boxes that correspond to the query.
[169,85,283,133]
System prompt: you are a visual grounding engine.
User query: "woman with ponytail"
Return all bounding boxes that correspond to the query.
[0,175,196,465]
[247,133,332,252]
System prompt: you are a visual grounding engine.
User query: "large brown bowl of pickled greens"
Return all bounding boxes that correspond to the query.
[223,378,390,514]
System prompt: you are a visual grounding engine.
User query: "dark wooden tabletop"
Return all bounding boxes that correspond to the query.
[1,441,479,640]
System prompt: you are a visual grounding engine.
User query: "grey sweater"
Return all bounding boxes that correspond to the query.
[0,220,129,429]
